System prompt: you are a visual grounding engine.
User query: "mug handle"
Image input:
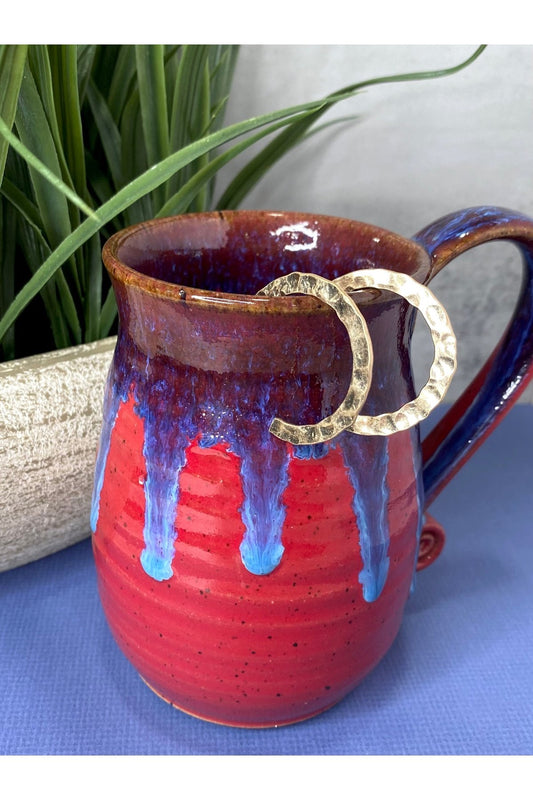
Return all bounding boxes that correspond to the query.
[413,206,533,509]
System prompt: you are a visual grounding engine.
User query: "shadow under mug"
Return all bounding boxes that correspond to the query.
[91,206,533,727]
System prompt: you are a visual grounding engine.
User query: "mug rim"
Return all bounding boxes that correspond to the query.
[102,209,430,313]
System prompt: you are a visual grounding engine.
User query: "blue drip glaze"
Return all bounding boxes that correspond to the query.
[293,442,329,460]
[340,433,391,603]
[136,371,195,582]
[91,347,293,581]
[409,426,424,595]
[91,348,397,595]
[230,381,290,575]
[237,433,290,575]
[90,370,125,534]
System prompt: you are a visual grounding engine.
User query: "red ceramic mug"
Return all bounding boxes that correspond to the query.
[91,207,533,727]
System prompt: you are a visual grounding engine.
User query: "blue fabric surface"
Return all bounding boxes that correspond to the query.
[1,407,532,755]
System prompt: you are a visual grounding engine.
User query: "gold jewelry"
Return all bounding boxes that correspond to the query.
[257,272,373,444]
[335,269,457,436]
[258,268,456,444]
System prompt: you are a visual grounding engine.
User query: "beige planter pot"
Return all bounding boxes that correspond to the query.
[0,337,115,572]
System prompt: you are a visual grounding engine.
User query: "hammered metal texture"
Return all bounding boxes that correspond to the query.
[335,269,457,436]
[258,272,373,444]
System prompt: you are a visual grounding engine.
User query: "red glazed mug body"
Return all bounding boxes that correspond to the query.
[92,208,533,727]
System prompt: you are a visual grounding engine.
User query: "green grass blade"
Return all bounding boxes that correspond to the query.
[83,232,103,342]
[119,85,143,180]
[209,95,232,132]
[27,46,73,183]
[191,56,211,211]
[135,44,169,209]
[204,46,240,138]
[169,45,210,151]
[86,78,124,191]
[216,107,325,210]
[13,63,74,250]
[135,44,170,163]
[208,46,239,121]
[27,45,87,309]
[1,179,83,344]
[313,45,488,108]
[106,45,137,124]
[76,45,97,104]
[168,45,211,196]
[53,265,83,344]
[302,114,359,139]
[0,114,96,221]
[156,109,313,217]
[89,46,121,105]
[163,45,180,107]
[119,85,153,222]
[202,46,240,206]
[0,44,27,185]
[85,151,117,210]
[5,68,86,313]
[48,46,87,200]
[98,286,117,338]
[16,217,76,349]
[218,45,487,209]
[0,197,17,359]
[1,174,44,231]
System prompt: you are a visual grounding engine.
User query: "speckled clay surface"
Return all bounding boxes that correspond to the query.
[91,208,533,726]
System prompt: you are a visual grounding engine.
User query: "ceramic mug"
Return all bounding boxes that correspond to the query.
[91,207,533,727]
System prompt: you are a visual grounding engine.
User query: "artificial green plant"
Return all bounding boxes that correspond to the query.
[0,44,486,361]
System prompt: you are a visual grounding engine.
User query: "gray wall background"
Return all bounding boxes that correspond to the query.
[221,44,533,403]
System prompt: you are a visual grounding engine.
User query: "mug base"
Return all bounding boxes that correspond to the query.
[139,675,338,729]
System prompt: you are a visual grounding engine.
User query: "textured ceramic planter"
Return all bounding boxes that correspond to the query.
[0,337,115,572]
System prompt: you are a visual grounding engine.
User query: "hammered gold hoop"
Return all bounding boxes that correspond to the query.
[335,268,457,436]
[257,272,374,445]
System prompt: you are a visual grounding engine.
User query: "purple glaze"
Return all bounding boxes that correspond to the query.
[92,211,428,596]
[91,356,295,579]
[414,206,533,505]
[91,346,398,592]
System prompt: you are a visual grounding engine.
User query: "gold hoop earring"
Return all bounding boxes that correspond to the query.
[334,268,457,436]
[257,272,374,445]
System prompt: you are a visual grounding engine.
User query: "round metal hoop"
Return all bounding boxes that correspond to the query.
[335,268,457,436]
[257,272,374,445]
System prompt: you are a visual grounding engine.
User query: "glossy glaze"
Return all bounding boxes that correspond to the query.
[414,207,533,504]
[92,208,533,727]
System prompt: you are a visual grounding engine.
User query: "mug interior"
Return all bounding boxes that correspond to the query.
[106,211,430,301]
